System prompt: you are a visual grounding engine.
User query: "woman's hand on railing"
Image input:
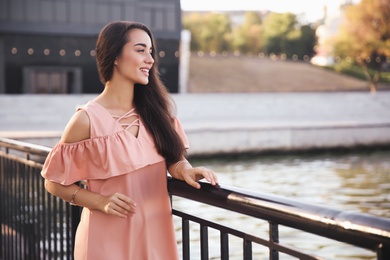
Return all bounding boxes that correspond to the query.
[168,159,218,189]
[182,166,218,189]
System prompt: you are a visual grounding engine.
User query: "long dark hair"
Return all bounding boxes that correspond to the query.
[95,21,186,164]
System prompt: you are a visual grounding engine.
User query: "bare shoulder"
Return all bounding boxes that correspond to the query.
[60,109,90,143]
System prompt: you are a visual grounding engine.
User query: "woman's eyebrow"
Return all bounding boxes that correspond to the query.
[134,43,148,47]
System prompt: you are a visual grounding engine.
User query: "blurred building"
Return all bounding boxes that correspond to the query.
[310,0,353,66]
[0,0,181,94]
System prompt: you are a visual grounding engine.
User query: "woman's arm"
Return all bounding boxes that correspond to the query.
[168,158,218,189]
[44,110,136,218]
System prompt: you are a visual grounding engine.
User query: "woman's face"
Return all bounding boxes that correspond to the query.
[114,28,154,85]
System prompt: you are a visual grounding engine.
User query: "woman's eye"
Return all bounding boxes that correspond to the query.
[137,49,145,53]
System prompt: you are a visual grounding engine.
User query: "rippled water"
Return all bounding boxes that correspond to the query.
[172,149,390,260]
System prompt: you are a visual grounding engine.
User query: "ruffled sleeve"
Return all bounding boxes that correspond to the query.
[41,131,164,185]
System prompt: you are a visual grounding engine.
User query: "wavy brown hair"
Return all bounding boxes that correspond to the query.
[95,21,186,164]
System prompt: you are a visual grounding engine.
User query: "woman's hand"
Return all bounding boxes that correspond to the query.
[99,193,137,218]
[44,180,136,218]
[169,159,219,189]
[181,166,218,189]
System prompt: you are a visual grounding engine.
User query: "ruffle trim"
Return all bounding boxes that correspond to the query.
[41,130,165,185]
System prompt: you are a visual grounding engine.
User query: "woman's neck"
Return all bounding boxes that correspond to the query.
[98,80,135,110]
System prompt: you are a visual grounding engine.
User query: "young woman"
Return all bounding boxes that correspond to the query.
[41,21,218,259]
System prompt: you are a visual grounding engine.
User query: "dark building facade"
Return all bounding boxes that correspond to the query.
[0,0,181,94]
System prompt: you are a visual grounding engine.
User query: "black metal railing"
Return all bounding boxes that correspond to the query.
[1,137,390,260]
[0,138,81,260]
[168,179,390,259]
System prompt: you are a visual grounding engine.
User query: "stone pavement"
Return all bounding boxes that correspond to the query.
[1,92,390,156]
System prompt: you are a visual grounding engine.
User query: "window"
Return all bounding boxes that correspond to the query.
[24,66,82,94]
[31,70,67,93]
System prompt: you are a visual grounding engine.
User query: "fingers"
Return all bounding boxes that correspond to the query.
[185,177,201,189]
[104,193,137,218]
[197,166,218,186]
[183,167,218,189]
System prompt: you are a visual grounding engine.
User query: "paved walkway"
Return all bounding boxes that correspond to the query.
[1,92,390,155]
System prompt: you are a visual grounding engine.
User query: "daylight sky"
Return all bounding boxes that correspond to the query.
[180,0,360,23]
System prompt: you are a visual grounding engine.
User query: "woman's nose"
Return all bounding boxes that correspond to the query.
[145,53,154,65]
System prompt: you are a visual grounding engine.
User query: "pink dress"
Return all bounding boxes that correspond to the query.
[41,100,188,260]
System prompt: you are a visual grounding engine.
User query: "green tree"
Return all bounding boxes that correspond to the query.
[333,0,390,93]
[262,13,316,60]
[231,11,263,53]
[183,13,231,52]
[262,12,297,55]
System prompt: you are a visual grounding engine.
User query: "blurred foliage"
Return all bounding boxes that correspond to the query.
[333,0,390,92]
[183,11,317,60]
[182,13,231,52]
[325,61,390,84]
[230,12,263,53]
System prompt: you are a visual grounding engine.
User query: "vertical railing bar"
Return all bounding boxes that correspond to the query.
[59,199,65,258]
[36,170,42,259]
[8,158,13,260]
[29,164,36,259]
[53,197,58,259]
[182,219,190,260]
[43,181,48,260]
[1,156,6,259]
[22,162,27,260]
[269,222,279,260]
[377,243,390,260]
[220,231,229,260]
[200,224,209,260]
[24,163,29,259]
[0,156,3,259]
[34,168,42,259]
[47,193,52,259]
[14,161,20,260]
[40,170,44,259]
[26,164,31,259]
[0,158,2,259]
[2,157,8,259]
[66,204,71,259]
[243,239,252,260]
[30,165,36,259]
[10,159,14,260]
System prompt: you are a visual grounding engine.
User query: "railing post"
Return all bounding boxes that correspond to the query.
[269,222,279,260]
[377,243,390,260]
[220,231,229,259]
[243,240,252,260]
[200,225,209,260]
[182,219,190,260]
[71,205,82,255]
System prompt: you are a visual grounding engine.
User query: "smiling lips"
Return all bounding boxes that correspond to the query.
[140,67,150,76]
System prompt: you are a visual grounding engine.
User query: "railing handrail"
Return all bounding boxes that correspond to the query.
[0,137,51,156]
[168,178,390,252]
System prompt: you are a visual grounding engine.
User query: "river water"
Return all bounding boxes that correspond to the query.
[172,149,390,260]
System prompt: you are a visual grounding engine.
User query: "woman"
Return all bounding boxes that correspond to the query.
[41,21,218,259]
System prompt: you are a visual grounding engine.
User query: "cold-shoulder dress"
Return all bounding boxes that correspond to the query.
[41,100,188,260]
